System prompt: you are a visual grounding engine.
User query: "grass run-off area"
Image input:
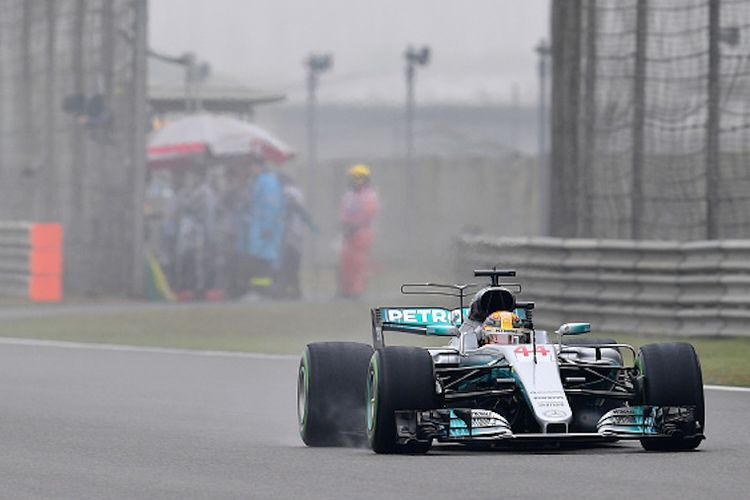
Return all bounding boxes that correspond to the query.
[0,299,748,387]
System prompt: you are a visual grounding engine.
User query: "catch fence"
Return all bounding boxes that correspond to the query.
[551,0,750,240]
[0,0,148,295]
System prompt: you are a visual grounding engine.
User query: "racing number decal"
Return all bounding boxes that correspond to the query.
[514,345,550,357]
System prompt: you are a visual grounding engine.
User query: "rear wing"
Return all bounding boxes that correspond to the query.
[371,307,465,349]
[371,303,535,349]
[474,269,516,286]
[370,273,534,349]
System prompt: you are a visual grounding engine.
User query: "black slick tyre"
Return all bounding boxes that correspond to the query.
[366,346,438,454]
[637,342,705,451]
[297,342,374,447]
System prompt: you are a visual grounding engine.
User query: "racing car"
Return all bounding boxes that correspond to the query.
[297,269,705,453]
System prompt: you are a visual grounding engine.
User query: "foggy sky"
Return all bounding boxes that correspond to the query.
[150,0,549,105]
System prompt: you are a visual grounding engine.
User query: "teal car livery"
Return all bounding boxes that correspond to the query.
[298,270,705,453]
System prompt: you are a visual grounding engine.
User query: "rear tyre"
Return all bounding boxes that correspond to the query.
[637,342,705,451]
[298,342,374,447]
[367,346,438,454]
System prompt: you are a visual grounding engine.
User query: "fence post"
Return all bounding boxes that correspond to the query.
[20,2,35,219]
[631,0,647,240]
[706,0,720,240]
[43,1,58,221]
[130,0,148,297]
[580,0,597,237]
[550,0,582,237]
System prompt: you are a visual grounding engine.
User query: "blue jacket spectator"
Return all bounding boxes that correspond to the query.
[245,169,286,269]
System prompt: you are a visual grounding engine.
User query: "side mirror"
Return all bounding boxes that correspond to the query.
[556,322,591,336]
[426,325,460,337]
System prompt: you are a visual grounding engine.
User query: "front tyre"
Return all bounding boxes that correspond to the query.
[298,342,374,447]
[367,346,438,454]
[637,342,705,451]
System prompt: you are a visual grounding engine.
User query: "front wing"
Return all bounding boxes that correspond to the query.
[394,406,704,445]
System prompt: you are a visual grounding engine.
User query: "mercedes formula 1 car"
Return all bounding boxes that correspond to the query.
[297,270,705,453]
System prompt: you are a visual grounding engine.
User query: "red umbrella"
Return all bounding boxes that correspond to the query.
[148,113,294,169]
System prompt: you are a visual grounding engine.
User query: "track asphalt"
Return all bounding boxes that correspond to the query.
[0,340,747,499]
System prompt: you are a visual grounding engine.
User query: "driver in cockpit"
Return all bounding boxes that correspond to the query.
[476,310,529,346]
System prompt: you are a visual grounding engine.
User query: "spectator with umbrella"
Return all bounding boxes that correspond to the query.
[146,113,295,300]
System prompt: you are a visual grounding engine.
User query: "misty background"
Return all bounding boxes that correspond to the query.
[150,0,549,104]
[151,0,548,160]
[148,0,550,285]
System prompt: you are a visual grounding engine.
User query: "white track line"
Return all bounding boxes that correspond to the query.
[704,384,750,393]
[0,337,298,361]
[0,337,748,392]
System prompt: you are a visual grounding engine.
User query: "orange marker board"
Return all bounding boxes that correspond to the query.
[28,223,63,302]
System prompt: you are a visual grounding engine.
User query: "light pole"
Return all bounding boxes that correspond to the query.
[535,39,551,236]
[131,0,148,297]
[404,45,430,225]
[147,49,210,113]
[404,45,431,170]
[182,53,211,112]
[304,52,333,294]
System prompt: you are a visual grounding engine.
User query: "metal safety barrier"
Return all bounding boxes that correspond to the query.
[0,222,62,302]
[456,235,750,337]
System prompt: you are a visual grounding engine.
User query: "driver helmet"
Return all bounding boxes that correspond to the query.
[481,310,526,345]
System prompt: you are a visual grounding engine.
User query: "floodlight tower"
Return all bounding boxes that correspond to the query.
[180,52,211,112]
[404,45,431,225]
[305,53,333,183]
[146,49,210,113]
[304,53,333,293]
[404,45,431,171]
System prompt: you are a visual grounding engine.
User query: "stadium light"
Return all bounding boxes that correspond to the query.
[404,44,431,225]
[304,52,334,291]
[404,45,431,169]
[304,52,334,177]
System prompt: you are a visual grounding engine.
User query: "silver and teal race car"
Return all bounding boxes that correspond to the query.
[297,270,705,453]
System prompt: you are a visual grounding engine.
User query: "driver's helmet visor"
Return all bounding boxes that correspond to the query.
[483,327,525,345]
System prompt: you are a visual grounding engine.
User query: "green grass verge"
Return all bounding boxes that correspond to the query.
[0,301,374,355]
[590,333,750,387]
[0,301,748,386]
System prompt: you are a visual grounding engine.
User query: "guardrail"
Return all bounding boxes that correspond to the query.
[456,235,750,337]
[0,222,62,302]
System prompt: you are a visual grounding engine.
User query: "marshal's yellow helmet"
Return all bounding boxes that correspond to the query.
[348,164,371,179]
[347,164,371,187]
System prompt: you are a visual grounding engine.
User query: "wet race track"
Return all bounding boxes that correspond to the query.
[0,339,747,499]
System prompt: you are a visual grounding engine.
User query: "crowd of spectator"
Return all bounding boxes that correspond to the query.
[145,160,315,301]
[145,159,380,301]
